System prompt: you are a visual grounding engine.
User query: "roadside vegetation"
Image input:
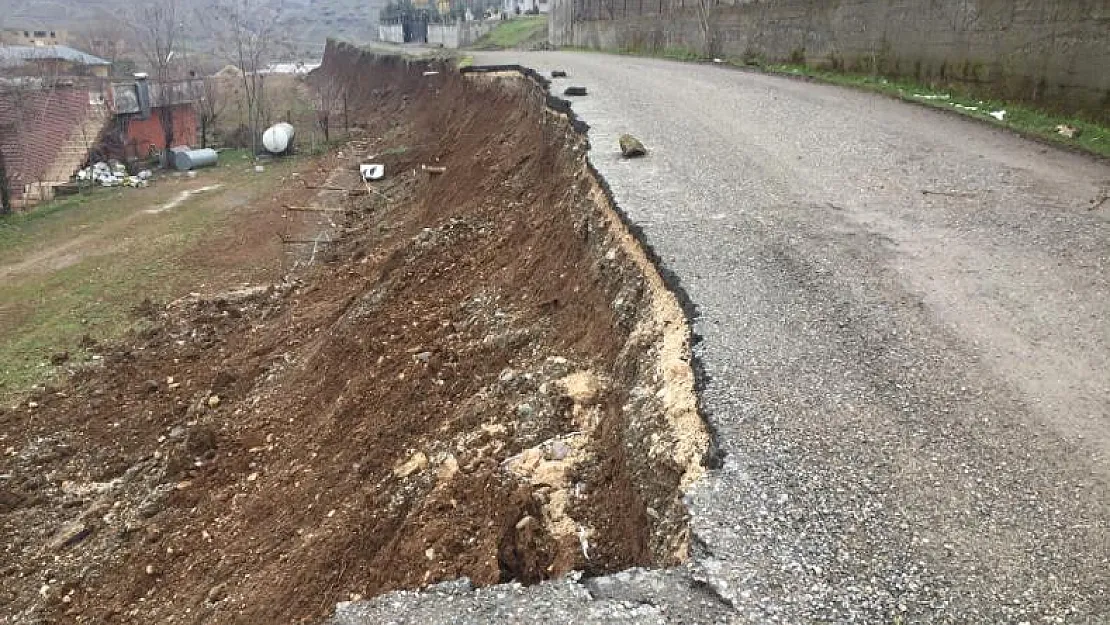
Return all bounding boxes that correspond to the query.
[471,15,548,50]
[763,63,1110,158]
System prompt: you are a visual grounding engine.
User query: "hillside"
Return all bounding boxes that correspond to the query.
[0,0,387,57]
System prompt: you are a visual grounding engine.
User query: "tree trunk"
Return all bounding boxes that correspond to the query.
[0,148,12,214]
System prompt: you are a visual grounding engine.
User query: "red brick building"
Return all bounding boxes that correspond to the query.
[110,79,201,160]
[0,84,109,207]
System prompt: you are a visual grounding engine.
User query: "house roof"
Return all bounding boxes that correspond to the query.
[0,45,111,68]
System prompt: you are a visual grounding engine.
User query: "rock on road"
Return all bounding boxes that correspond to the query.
[335,51,1110,623]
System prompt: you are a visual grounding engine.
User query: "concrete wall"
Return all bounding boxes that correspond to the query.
[427,21,495,48]
[378,24,405,44]
[550,0,1110,121]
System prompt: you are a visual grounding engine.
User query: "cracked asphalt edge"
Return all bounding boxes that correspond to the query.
[324,65,732,625]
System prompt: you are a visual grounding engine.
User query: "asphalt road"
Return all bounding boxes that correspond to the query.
[337,51,1110,624]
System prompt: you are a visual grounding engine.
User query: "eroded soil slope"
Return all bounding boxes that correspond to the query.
[0,44,707,624]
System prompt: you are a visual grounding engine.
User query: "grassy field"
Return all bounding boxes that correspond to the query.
[0,151,303,397]
[471,15,548,50]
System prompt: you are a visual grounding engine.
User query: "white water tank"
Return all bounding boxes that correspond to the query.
[262,122,295,154]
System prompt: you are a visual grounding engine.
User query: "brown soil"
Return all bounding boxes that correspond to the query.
[0,44,707,624]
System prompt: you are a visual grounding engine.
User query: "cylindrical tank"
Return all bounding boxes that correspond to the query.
[173,148,219,171]
[262,123,295,154]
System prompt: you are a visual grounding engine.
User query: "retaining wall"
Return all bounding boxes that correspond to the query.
[427,21,495,48]
[378,24,404,43]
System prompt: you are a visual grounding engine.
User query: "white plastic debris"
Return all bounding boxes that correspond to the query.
[913,93,950,100]
[74,161,150,188]
[359,163,385,181]
[990,110,1007,121]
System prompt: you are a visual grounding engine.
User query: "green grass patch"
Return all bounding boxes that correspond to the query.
[0,160,298,398]
[471,15,548,50]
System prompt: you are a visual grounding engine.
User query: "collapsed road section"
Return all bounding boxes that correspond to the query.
[0,42,709,624]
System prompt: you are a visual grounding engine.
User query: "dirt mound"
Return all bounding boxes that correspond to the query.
[0,43,707,624]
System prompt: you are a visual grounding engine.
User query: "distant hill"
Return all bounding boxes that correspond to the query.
[0,0,387,59]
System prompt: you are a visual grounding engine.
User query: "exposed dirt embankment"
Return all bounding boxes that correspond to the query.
[0,42,708,624]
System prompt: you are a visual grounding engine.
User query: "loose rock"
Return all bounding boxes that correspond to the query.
[619,134,647,158]
[48,521,91,550]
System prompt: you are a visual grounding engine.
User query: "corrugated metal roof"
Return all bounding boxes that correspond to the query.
[0,45,111,68]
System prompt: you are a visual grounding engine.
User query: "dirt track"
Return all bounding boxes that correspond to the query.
[0,46,706,623]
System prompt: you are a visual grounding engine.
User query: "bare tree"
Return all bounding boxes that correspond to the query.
[311,73,345,144]
[78,22,131,72]
[131,0,184,164]
[202,0,288,156]
[198,77,227,148]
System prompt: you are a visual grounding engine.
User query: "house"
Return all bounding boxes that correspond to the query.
[110,77,202,159]
[502,0,550,13]
[0,75,203,210]
[0,28,68,47]
[0,81,111,208]
[0,45,112,78]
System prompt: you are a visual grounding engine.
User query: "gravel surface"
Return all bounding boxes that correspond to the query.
[335,51,1110,624]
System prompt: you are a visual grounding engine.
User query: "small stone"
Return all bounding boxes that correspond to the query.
[207,583,227,603]
[145,564,155,575]
[425,547,436,560]
[49,521,91,550]
[563,86,587,97]
[50,351,70,366]
[619,134,647,158]
[414,351,432,363]
[551,70,568,78]
[207,395,221,408]
[515,403,535,418]
[246,472,259,482]
[394,451,429,478]
[550,441,570,461]
[437,454,459,482]
[143,380,160,393]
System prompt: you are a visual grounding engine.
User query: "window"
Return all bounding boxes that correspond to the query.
[50,32,56,38]
[34,31,47,37]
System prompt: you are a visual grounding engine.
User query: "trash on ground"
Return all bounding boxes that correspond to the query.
[75,161,151,188]
[990,110,1007,121]
[563,86,587,97]
[713,58,724,64]
[551,70,568,78]
[1056,124,1081,139]
[619,134,647,158]
[953,104,980,111]
[914,93,951,100]
[254,165,266,173]
[360,163,386,181]
[421,164,447,175]
[423,71,440,77]
[262,122,296,154]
